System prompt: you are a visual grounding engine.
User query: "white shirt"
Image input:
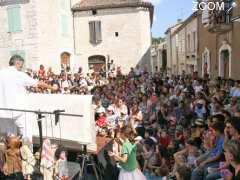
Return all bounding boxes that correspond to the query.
[79,79,88,87]
[61,80,70,88]
[0,67,38,114]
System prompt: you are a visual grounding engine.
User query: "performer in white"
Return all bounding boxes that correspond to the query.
[0,55,57,140]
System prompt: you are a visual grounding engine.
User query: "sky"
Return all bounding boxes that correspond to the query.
[146,0,196,38]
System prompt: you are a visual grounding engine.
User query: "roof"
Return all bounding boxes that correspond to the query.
[165,11,198,35]
[165,23,183,35]
[172,11,198,36]
[72,0,154,24]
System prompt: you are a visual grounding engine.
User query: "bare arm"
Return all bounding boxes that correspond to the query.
[114,153,128,163]
[37,81,58,91]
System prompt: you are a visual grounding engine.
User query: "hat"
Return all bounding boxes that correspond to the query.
[144,138,155,146]
[121,108,128,115]
[134,136,143,141]
[197,99,205,105]
[195,119,204,126]
[183,88,189,93]
[96,107,105,114]
[150,137,158,143]
[107,106,114,111]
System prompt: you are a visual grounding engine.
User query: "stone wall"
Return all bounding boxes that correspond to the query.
[0,0,76,73]
[0,0,39,69]
[185,17,198,73]
[231,0,240,79]
[197,14,218,78]
[38,0,75,73]
[198,8,240,80]
[73,7,152,74]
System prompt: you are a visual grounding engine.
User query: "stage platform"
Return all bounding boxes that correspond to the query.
[32,136,112,154]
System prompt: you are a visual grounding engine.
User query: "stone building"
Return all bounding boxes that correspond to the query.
[198,0,240,79]
[151,41,167,73]
[0,0,80,73]
[171,24,186,75]
[165,21,182,75]
[72,0,153,74]
[165,12,198,75]
[185,12,198,74]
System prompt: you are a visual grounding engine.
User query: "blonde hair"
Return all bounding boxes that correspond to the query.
[224,139,240,163]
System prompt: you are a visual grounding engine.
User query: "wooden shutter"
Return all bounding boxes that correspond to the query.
[89,21,102,44]
[7,5,21,32]
[95,21,102,43]
[89,21,96,43]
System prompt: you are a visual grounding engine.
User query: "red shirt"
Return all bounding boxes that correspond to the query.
[176,132,185,144]
[38,69,45,77]
[159,136,171,147]
[96,116,107,127]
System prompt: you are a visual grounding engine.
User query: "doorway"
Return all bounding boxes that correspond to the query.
[88,55,106,73]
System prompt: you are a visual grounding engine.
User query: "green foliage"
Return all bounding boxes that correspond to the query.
[152,37,165,44]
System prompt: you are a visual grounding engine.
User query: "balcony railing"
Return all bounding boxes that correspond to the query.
[208,0,233,33]
[0,0,29,6]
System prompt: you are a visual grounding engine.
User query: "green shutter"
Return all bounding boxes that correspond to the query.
[61,15,68,35]
[7,5,22,32]
[10,50,25,59]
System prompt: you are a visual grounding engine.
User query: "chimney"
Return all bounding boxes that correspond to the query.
[177,19,182,23]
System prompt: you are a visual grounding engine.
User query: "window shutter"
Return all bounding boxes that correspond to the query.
[89,21,96,43]
[7,5,21,32]
[10,50,26,59]
[61,15,68,35]
[95,21,102,43]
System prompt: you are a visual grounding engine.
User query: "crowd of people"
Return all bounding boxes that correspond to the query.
[25,64,240,180]
[2,60,240,180]
[91,68,240,180]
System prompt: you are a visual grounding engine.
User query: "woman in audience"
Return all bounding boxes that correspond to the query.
[223,139,240,180]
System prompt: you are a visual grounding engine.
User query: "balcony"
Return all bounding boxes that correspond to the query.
[0,0,29,6]
[208,1,233,33]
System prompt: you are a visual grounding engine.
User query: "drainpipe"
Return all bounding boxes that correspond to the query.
[216,33,219,78]
[169,33,172,76]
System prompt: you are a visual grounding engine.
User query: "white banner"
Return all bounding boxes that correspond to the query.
[13,94,96,145]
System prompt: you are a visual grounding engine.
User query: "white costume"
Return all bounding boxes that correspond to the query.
[0,66,38,139]
[20,144,36,177]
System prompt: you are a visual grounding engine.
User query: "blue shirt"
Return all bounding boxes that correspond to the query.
[195,106,206,119]
[230,87,240,97]
[209,135,224,158]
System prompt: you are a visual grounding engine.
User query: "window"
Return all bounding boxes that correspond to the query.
[10,50,25,59]
[115,32,119,37]
[89,21,102,44]
[0,0,29,6]
[61,15,68,35]
[92,10,97,15]
[187,34,190,53]
[193,31,196,51]
[7,5,21,32]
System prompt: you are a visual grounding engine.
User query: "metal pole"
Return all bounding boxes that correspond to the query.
[0,108,83,117]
